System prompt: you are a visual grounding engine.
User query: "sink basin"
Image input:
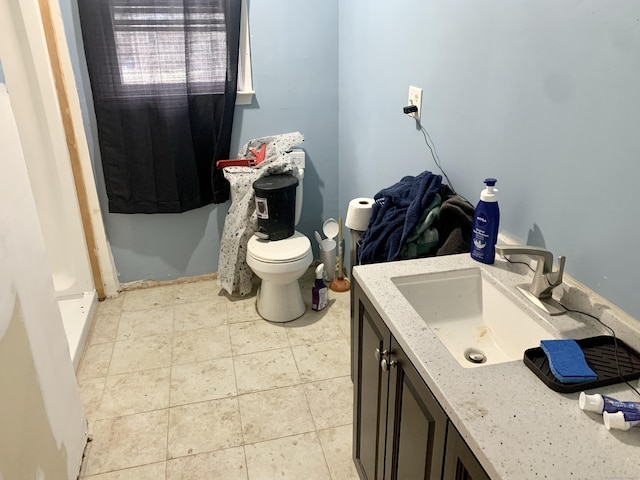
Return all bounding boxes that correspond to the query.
[392,268,555,368]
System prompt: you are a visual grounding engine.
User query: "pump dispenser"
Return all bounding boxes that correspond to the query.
[470,178,500,264]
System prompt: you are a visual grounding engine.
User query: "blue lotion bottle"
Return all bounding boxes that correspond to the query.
[471,178,500,264]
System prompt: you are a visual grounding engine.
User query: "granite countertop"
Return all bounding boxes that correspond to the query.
[353,254,640,480]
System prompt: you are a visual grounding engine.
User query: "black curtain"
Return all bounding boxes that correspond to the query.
[78,0,241,213]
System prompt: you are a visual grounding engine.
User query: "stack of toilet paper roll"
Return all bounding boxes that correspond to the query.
[345,197,374,271]
[345,197,375,232]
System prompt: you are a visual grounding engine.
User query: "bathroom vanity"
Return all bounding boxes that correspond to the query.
[353,280,489,479]
[351,254,640,479]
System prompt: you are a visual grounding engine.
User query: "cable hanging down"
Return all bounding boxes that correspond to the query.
[403,104,457,195]
[501,256,640,399]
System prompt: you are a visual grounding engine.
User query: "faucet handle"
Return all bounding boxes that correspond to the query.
[547,255,566,287]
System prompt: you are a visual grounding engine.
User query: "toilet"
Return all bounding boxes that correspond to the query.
[246,151,312,322]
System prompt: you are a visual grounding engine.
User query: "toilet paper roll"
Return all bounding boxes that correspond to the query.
[345,197,375,231]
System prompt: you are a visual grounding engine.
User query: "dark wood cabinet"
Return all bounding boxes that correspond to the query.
[353,279,447,480]
[352,291,388,479]
[352,277,490,480]
[443,423,491,480]
[384,335,449,479]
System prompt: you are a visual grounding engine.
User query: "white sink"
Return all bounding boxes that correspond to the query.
[392,268,555,368]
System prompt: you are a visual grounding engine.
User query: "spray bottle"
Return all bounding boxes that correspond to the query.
[470,178,500,264]
[312,264,328,311]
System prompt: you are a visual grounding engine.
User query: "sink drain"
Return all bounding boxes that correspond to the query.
[464,348,487,364]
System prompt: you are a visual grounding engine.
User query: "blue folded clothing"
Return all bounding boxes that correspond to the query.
[540,339,598,384]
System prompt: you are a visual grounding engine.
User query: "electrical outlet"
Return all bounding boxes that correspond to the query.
[407,86,423,121]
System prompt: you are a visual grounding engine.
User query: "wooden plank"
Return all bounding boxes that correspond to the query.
[36,0,106,299]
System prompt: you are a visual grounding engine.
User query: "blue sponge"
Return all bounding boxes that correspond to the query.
[540,339,597,384]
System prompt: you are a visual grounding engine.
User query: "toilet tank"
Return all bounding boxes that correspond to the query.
[289,150,305,225]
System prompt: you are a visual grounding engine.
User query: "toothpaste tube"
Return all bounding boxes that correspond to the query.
[579,392,640,415]
[603,411,640,431]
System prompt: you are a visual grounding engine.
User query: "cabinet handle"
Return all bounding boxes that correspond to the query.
[374,348,388,362]
[381,357,397,372]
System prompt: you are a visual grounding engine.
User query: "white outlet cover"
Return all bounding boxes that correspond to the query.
[408,86,423,120]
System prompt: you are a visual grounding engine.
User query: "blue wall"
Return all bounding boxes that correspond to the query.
[59,0,338,283]
[339,1,640,319]
[59,0,639,318]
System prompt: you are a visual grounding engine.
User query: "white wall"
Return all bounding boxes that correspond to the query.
[0,0,118,299]
[0,84,86,479]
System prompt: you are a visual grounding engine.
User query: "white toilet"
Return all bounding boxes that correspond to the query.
[246,152,312,322]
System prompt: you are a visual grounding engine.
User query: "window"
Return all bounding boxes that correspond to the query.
[80,0,244,212]
[110,0,252,101]
[113,4,226,89]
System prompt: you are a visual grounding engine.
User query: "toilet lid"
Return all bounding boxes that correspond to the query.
[247,231,311,263]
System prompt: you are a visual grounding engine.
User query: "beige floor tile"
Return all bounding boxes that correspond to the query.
[89,312,121,345]
[318,425,359,480]
[328,295,351,339]
[304,376,353,430]
[292,338,351,382]
[238,385,315,444]
[80,462,166,479]
[284,310,345,346]
[117,306,174,341]
[337,311,352,342]
[95,295,124,316]
[78,377,106,421]
[168,397,243,459]
[172,325,232,365]
[173,280,226,305]
[79,267,357,480]
[170,357,237,406]
[233,348,301,395]
[83,409,169,476]
[244,432,331,480]
[173,300,227,332]
[229,320,289,355]
[226,296,262,324]
[330,290,350,307]
[166,447,247,480]
[109,334,172,375]
[97,367,171,419]
[122,284,176,311]
[331,297,351,315]
[78,343,113,380]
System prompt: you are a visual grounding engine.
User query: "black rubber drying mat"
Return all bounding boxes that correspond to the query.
[523,336,640,393]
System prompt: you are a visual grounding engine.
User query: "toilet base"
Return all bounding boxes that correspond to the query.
[256,280,306,322]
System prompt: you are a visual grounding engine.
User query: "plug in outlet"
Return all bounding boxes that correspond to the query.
[407,86,423,121]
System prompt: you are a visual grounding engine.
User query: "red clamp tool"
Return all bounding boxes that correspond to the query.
[216,144,266,169]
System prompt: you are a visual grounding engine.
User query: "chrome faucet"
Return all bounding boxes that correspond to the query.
[495,244,566,315]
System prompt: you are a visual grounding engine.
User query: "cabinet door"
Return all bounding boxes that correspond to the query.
[353,282,390,480]
[384,336,448,480]
[443,422,490,480]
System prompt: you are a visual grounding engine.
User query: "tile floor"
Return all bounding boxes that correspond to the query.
[76,268,358,479]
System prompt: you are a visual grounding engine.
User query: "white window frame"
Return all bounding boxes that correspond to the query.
[236,0,253,105]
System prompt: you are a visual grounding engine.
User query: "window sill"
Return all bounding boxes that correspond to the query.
[236,90,255,106]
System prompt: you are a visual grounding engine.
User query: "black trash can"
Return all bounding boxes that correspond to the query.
[253,174,299,241]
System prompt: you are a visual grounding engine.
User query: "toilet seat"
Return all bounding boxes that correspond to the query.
[247,231,311,264]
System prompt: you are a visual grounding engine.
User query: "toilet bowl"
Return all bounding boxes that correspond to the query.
[247,231,313,322]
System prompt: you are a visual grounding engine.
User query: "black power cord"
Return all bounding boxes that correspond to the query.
[403,105,460,197]
[501,255,640,398]
[560,305,640,398]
